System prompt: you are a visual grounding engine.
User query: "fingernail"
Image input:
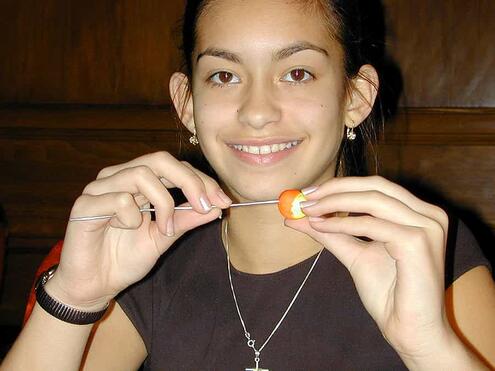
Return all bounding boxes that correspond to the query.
[301,186,318,195]
[309,216,326,222]
[166,218,175,237]
[199,196,212,212]
[217,190,232,205]
[300,200,318,209]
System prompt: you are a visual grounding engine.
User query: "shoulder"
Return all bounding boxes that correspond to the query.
[446,266,495,367]
[81,302,147,370]
[445,218,495,367]
[445,217,492,286]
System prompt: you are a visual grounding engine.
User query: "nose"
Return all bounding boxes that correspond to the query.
[237,81,281,129]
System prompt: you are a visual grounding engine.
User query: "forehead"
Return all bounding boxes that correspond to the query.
[195,0,341,59]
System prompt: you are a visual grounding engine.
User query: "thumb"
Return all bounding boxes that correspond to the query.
[173,206,222,235]
[284,218,364,271]
[151,204,222,255]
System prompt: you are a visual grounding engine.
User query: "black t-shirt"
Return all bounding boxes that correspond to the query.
[116,219,491,370]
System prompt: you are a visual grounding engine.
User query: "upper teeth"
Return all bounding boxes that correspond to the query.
[231,141,299,154]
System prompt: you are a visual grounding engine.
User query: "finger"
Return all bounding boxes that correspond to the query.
[83,166,175,234]
[96,152,215,214]
[301,190,429,228]
[70,193,143,230]
[133,194,150,208]
[96,152,178,179]
[284,217,365,270]
[305,176,448,231]
[173,203,223,235]
[307,215,445,271]
[150,204,222,253]
[309,215,415,250]
[181,161,232,207]
[287,215,441,282]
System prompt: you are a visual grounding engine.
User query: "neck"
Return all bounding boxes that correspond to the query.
[223,204,322,274]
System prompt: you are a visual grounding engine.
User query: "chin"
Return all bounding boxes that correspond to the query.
[213,153,337,201]
[224,177,310,202]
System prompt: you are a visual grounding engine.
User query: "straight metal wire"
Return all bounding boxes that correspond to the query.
[69,199,279,222]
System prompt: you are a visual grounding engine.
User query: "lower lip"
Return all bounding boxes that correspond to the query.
[228,144,300,165]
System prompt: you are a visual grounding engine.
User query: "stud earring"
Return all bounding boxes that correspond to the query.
[189,129,199,146]
[346,126,356,141]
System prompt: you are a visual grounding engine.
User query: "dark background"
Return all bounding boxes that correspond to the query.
[0,0,494,357]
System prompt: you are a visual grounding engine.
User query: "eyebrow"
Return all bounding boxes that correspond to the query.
[274,41,329,61]
[196,48,242,64]
[196,41,329,64]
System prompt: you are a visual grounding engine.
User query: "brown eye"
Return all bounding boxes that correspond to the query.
[282,68,313,83]
[290,69,306,81]
[219,71,233,83]
[210,71,240,85]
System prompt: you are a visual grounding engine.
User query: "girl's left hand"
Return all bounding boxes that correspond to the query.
[285,176,454,363]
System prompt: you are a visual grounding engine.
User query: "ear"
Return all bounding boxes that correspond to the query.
[344,64,379,129]
[169,72,195,133]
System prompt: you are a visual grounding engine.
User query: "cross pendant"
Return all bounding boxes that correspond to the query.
[246,360,269,371]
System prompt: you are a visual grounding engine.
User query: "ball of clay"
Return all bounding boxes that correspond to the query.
[278,189,307,219]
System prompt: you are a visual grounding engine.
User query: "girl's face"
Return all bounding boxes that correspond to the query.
[186,0,349,201]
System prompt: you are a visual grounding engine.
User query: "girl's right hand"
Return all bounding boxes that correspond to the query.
[44,151,231,311]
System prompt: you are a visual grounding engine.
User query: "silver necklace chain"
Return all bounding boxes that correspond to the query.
[224,220,323,369]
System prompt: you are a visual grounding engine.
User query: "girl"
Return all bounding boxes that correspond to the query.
[3,0,495,370]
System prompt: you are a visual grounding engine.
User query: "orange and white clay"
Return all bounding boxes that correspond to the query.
[277,189,307,220]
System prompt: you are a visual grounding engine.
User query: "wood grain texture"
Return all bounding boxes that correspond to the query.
[382,108,495,145]
[0,0,185,104]
[378,108,495,228]
[1,1,494,107]
[0,106,195,244]
[384,0,495,107]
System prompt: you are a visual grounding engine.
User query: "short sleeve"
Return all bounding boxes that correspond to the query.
[445,218,493,287]
[116,272,154,355]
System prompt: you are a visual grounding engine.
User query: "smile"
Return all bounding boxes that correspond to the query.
[229,140,301,155]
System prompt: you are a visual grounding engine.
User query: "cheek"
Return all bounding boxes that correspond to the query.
[282,87,345,176]
[282,88,343,137]
[279,74,345,124]
[192,91,237,136]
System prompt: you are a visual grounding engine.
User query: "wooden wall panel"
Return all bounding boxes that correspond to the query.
[379,145,495,227]
[376,108,495,239]
[378,108,495,229]
[0,0,185,104]
[1,1,494,107]
[0,107,192,247]
[384,0,495,107]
